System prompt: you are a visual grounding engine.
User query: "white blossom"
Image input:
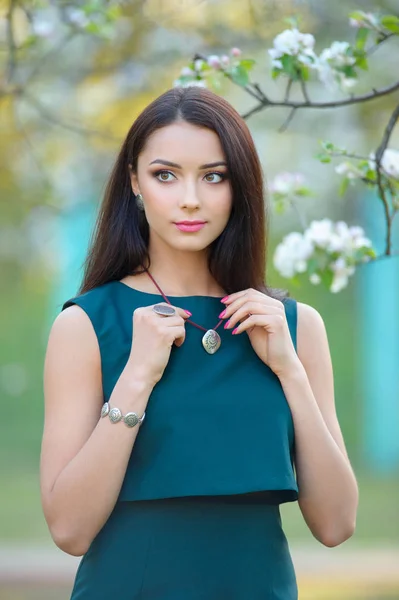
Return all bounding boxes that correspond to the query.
[335,161,363,179]
[330,257,355,293]
[174,79,207,88]
[220,55,230,67]
[349,12,379,29]
[381,148,399,179]
[180,66,195,77]
[31,20,55,38]
[268,28,317,69]
[273,218,373,292]
[194,59,204,71]
[316,41,357,91]
[304,218,335,249]
[369,148,399,179]
[320,41,356,67]
[310,273,321,285]
[273,232,314,277]
[270,172,306,195]
[207,55,221,69]
[66,8,90,27]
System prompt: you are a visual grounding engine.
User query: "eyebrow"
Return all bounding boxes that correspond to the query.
[149,159,228,170]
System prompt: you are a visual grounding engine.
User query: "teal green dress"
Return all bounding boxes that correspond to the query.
[61,280,299,599]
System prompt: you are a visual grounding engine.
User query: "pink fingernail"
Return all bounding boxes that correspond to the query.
[184,310,192,316]
[221,296,229,303]
[224,320,230,329]
[219,309,226,318]
[232,327,239,334]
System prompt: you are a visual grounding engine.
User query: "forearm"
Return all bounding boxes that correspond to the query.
[48,370,153,556]
[279,363,358,546]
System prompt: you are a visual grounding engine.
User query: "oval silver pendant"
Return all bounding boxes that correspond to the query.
[202,329,221,354]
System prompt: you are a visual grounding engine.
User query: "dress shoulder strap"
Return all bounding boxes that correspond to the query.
[282,296,298,352]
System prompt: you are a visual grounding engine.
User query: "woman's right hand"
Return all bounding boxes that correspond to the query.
[127,303,191,386]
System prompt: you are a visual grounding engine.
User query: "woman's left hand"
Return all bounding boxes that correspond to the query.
[220,288,301,378]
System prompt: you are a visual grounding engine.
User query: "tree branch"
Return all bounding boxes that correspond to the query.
[374,102,399,255]
[300,79,310,104]
[285,79,293,102]
[19,91,120,141]
[278,107,297,133]
[5,0,18,86]
[240,79,399,120]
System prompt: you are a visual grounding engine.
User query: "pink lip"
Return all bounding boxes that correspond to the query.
[175,222,206,232]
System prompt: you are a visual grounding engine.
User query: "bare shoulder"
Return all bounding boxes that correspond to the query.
[296,301,327,362]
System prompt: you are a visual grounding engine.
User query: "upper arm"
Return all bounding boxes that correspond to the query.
[40,305,103,526]
[296,301,349,461]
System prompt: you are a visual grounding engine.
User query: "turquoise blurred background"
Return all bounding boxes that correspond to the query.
[1,0,398,598]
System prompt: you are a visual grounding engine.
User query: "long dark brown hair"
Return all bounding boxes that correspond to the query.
[78,86,288,301]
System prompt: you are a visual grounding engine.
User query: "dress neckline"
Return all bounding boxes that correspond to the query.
[113,280,225,300]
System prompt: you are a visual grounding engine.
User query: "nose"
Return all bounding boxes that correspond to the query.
[178,182,201,210]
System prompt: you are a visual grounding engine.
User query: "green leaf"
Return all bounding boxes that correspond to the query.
[353,50,368,71]
[339,177,350,196]
[380,15,399,33]
[274,200,287,215]
[239,59,256,70]
[321,269,335,289]
[375,33,386,45]
[355,27,370,50]
[208,73,223,91]
[284,16,299,29]
[84,22,102,34]
[295,187,313,197]
[82,1,103,16]
[307,257,319,275]
[316,153,331,163]
[281,55,300,80]
[106,6,122,21]
[20,34,39,49]
[355,53,368,70]
[271,68,281,80]
[348,11,367,21]
[230,64,249,86]
[299,65,310,81]
[364,169,377,181]
[289,274,302,288]
[358,160,370,169]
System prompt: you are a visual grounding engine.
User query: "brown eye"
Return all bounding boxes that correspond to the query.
[204,172,226,183]
[154,170,174,182]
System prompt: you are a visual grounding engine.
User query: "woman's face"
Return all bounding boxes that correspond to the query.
[129,121,233,255]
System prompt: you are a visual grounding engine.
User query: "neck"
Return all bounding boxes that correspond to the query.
[144,249,225,297]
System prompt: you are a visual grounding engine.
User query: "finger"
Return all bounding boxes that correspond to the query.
[220,290,248,305]
[221,289,283,311]
[224,302,282,330]
[231,313,285,335]
[168,325,186,347]
[220,291,271,318]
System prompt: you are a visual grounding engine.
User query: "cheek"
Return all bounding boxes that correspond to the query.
[213,192,233,220]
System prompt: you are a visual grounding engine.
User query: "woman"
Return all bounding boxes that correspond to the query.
[40,86,358,599]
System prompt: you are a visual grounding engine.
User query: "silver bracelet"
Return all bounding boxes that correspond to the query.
[100,402,146,428]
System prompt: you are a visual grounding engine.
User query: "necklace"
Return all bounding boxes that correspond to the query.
[144,268,225,354]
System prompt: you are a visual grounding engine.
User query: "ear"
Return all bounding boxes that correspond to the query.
[128,163,140,196]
